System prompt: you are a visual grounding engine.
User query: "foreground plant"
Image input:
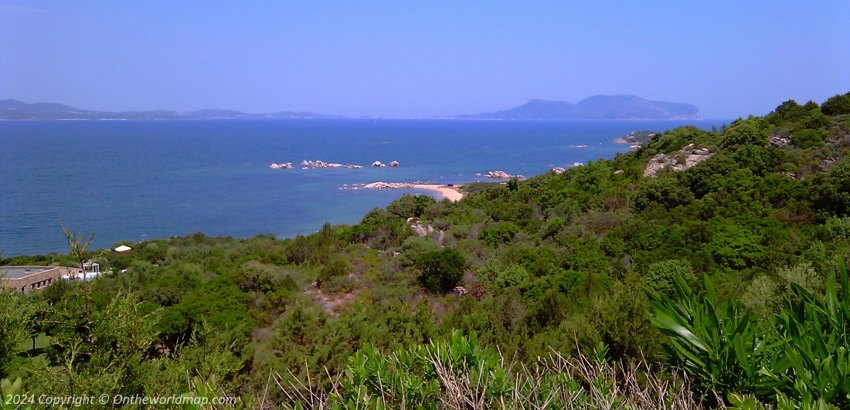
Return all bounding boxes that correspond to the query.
[650,261,850,408]
[273,331,703,409]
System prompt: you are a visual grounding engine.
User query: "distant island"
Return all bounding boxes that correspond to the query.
[449,94,700,120]
[0,99,344,120]
[1,95,700,121]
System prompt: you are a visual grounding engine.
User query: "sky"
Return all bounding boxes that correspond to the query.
[1,1,849,119]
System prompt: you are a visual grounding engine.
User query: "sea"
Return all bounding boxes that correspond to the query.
[0,119,722,256]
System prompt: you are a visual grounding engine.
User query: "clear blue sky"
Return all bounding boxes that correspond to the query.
[1,1,848,118]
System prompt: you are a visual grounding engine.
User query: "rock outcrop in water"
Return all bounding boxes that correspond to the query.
[362,182,414,189]
[297,160,363,169]
[486,170,525,179]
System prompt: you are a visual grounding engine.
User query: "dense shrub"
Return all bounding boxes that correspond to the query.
[821,92,850,116]
[791,128,826,148]
[317,257,350,288]
[416,248,466,293]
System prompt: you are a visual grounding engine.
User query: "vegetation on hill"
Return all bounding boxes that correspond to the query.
[2,91,850,408]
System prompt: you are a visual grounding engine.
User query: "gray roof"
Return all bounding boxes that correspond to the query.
[0,266,53,279]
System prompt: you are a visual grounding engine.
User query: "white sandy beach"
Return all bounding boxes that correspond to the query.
[411,184,464,202]
[356,181,465,202]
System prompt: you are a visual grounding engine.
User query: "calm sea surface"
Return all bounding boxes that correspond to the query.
[0,119,721,255]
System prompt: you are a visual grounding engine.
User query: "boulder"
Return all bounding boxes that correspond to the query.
[769,135,791,147]
[452,286,469,296]
[644,147,714,177]
[486,170,511,179]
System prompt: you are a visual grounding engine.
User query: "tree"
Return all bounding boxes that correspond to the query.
[479,222,520,246]
[633,176,695,211]
[820,92,850,116]
[790,128,826,148]
[720,121,768,148]
[417,248,466,293]
[61,226,94,280]
[810,158,850,217]
[773,99,805,121]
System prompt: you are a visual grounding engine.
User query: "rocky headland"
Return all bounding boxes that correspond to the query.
[613,130,658,148]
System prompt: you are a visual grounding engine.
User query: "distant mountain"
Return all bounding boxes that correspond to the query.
[0,99,345,120]
[452,95,700,120]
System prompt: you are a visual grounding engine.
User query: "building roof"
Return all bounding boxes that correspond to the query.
[114,245,132,252]
[0,266,53,279]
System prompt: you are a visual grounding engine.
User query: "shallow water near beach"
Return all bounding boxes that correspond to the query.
[0,119,721,255]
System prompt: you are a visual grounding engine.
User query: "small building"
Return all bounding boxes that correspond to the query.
[0,266,68,293]
[60,262,100,281]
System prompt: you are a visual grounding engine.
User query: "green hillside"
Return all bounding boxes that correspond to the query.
[2,92,850,408]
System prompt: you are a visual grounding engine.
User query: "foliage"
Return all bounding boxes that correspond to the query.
[478,222,520,246]
[820,92,850,116]
[810,158,850,217]
[650,262,850,408]
[645,259,697,296]
[648,274,772,400]
[791,128,827,148]
[416,248,466,293]
[317,257,350,288]
[0,290,35,379]
[276,331,703,409]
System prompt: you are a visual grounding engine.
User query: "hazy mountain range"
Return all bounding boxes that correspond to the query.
[0,99,344,120]
[1,95,700,120]
[449,95,701,120]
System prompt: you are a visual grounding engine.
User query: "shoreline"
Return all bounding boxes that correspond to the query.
[410,184,464,202]
[352,182,465,202]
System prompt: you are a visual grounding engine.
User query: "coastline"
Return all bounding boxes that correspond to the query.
[353,182,465,202]
[411,184,464,202]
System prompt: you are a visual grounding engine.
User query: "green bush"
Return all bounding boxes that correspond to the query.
[645,259,696,296]
[416,248,466,293]
[790,128,826,148]
[824,216,850,240]
[318,257,350,288]
[634,176,695,212]
[821,92,850,116]
[493,264,531,289]
[479,222,520,246]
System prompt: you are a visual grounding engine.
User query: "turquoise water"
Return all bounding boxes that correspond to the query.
[0,119,721,255]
